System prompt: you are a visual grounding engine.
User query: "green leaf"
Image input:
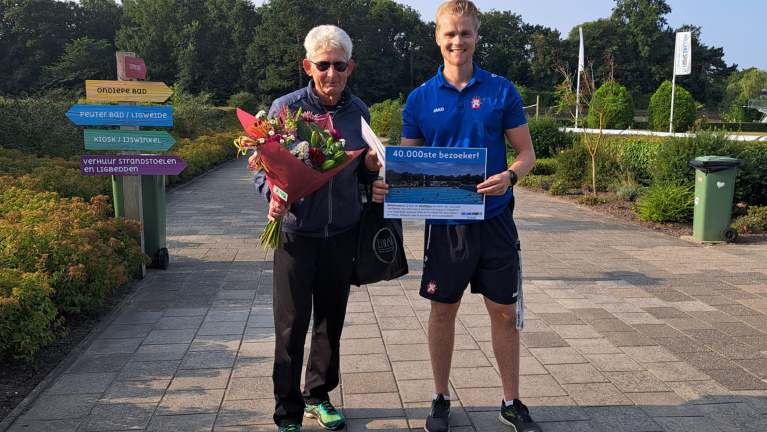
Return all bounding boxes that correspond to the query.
[296,121,312,142]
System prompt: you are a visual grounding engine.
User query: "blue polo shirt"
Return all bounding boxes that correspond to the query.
[402,62,527,225]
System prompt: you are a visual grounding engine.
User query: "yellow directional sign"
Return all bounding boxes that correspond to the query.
[86,80,173,102]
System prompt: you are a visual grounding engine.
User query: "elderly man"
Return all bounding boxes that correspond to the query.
[254,25,380,432]
[373,1,540,431]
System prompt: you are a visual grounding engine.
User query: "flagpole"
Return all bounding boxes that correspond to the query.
[670,52,677,134]
[575,27,584,129]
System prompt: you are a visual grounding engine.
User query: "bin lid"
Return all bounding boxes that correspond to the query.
[689,155,741,173]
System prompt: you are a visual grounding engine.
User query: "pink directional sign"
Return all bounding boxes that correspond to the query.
[80,155,187,176]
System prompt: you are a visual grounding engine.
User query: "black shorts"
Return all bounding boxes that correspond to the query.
[420,204,520,305]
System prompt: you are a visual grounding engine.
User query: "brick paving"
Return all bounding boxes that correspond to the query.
[4,157,767,431]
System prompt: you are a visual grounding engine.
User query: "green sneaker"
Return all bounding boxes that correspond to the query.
[279,425,301,432]
[304,400,346,430]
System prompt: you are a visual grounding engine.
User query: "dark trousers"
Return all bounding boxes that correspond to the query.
[272,228,357,427]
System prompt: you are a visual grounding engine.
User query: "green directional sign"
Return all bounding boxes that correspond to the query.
[84,130,176,151]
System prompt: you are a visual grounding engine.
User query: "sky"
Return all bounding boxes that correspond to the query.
[250,0,765,71]
[392,0,767,71]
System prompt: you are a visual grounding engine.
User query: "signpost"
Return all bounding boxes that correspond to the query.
[67,105,173,127]
[80,155,187,176]
[84,130,176,151]
[86,80,173,102]
[125,57,147,79]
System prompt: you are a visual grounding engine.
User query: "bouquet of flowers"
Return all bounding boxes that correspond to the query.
[234,107,365,249]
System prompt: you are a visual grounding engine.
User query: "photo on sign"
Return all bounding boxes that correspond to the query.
[385,161,485,204]
[383,146,486,220]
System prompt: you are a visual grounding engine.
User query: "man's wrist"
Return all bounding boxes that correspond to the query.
[507,169,518,188]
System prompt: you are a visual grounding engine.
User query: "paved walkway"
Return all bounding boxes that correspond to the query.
[4,157,767,432]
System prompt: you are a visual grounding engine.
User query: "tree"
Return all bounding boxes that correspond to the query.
[673,25,735,110]
[474,10,532,86]
[0,0,84,94]
[722,68,767,122]
[647,80,696,132]
[44,37,115,88]
[586,80,634,129]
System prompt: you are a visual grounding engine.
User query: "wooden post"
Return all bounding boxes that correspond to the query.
[116,51,146,278]
[536,95,540,119]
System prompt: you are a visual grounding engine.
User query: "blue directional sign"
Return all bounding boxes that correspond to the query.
[66,105,173,127]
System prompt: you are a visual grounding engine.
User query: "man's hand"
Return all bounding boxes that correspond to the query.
[477,170,512,196]
[268,199,291,222]
[372,179,389,203]
[365,149,382,172]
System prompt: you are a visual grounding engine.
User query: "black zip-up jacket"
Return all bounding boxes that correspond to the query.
[254,82,377,237]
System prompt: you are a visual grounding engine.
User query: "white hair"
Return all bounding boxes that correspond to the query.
[304,25,352,62]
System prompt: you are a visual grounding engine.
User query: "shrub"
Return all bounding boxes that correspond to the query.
[526,116,574,158]
[586,81,634,130]
[0,189,149,314]
[388,103,404,146]
[227,91,260,113]
[616,182,640,201]
[648,81,696,132]
[0,268,64,362]
[369,98,403,137]
[554,139,619,192]
[732,206,767,233]
[578,195,603,206]
[519,174,555,191]
[549,179,573,195]
[636,182,694,223]
[530,158,558,176]
[0,97,82,158]
[604,136,662,183]
[170,89,222,139]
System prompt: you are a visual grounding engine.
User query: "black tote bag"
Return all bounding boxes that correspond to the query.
[351,184,408,286]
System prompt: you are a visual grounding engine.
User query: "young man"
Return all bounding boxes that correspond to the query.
[255,25,380,432]
[372,1,539,431]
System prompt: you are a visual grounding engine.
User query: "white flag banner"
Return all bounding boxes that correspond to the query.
[578,27,585,72]
[674,31,692,75]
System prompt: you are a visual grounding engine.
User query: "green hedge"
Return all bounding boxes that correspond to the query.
[702,122,767,133]
[526,116,574,158]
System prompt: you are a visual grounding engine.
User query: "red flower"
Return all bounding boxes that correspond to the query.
[308,147,325,165]
[266,134,282,144]
[329,129,342,141]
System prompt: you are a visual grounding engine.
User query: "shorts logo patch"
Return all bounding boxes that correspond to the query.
[426,281,437,294]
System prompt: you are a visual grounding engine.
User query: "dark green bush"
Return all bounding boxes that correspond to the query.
[0,268,64,362]
[586,81,634,130]
[652,131,767,205]
[227,91,260,114]
[369,98,403,137]
[636,182,694,223]
[0,97,82,158]
[555,139,620,192]
[526,116,574,158]
[732,206,767,233]
[702,122,767,133]
[648,81,696,132]
[604,136,662,183]
[170,91,223,139]
[530,158,558,176]
[518,174,555,190]
[387,103,404,146]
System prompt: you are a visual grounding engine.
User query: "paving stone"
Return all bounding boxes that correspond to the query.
[243,326,276,343]
[603,370,671,393]
[341,337,387,355]
[147,413,217,432]
[169,369,232,391]
[565,338,622,355]
[144,328,198,345]
[346,417,410,431]
[86,337,143,355]
[381,329,427,345]
[645,361,709,382]
[118,360,181,381]
[451,349,492,368]
[342,392,405,419]
[133,343,189,361]
[583,353,645,372]
[101,379,170,404]
[342,372,397,394]
[519,374,568,398]
[158,388,226,415]
[78,402,156,431]
[584,405,663,431]
[180,350,237,370]
[621,345,679,363]
[703,368,767,391]
[100,323,155,339]
[454,386,502,409]
[163,307,209,317]
[214,398,274,427]
[391,360,432,380]
[21,393,100,420]
[528,347,587,365]
[225,377,271,400]
[5,419,82,432]
[47,372,116,395]
[627,391,704,418]
[450,367,500,388]
[405,401,472,430]
[232,356,271,378]
[190,334,242,351]
[653,416,726,432]
[154,315,205,330]
[520,331,569,348]
[66,354,129,374]
[112,311,163,325]
[342,324,382,340]
[340,353,392,374]
[696,402,767,432]
[546,363,608,384]
[239,342,274,357]
[601,331,657,347]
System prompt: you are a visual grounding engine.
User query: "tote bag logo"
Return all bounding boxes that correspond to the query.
[372,227,398,264]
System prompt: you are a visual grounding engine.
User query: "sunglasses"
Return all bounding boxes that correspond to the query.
[311,61,349,72]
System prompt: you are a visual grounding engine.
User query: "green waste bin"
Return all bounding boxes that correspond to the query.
[112,175,169,269]
[690,156,741,243]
